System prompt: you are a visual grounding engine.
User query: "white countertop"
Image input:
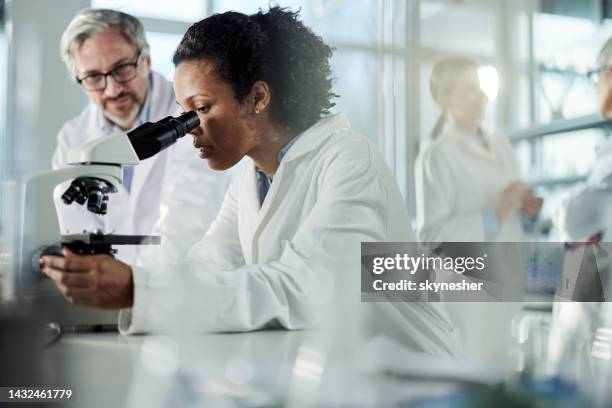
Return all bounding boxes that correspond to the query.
[45,330,310,407]
[43,329,474,408]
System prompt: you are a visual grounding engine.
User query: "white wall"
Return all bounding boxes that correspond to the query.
[5,0,89,178]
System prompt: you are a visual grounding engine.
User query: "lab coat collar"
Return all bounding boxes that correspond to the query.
[247,113,352,247]
[128,71,178,209]
[281,113,351,163]
[442,117,489,144]
[441,117,496,160]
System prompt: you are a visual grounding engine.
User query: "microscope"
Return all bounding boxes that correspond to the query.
[16,111,199,326]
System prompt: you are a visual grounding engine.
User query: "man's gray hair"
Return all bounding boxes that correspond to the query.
[597,37,612,68]
[60,8,150,78]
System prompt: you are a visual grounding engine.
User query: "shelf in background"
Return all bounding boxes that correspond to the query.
[509,114,612,142]
[526,175,588,188]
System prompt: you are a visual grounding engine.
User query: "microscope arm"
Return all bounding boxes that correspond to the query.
[18,164,122,287]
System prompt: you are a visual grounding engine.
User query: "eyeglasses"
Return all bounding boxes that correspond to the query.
[586,66,612,85]
[76,51,142,91]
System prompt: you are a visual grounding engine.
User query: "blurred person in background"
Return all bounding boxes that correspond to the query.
[555,39,612,243]
[548,38,612,379]
[416,57,542,244]
[414,57,543,362]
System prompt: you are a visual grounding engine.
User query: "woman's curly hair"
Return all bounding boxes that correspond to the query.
[173,7,336,133]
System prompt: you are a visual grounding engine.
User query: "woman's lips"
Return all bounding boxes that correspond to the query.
[197,145,212,159]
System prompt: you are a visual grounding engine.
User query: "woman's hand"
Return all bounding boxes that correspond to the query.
[522,191,543,218]
[41,248,134,309]
[496,182,527,222]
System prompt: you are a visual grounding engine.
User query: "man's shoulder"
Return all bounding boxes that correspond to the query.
[57,104,97,143]
[149,71,180,118]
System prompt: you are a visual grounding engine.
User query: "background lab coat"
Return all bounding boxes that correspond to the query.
[555,138,612,241]
[415,122,523,243]
[51,71,231,265]
[119,113,462,356]
[550,137,612,374]
[415,122,524,362]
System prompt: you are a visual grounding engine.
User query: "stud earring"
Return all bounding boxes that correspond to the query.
[255,109,261,114]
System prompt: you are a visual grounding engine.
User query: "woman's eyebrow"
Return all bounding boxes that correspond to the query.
[176,94,212,107]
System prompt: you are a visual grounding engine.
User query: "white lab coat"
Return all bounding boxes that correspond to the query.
[415,122,523,243]
[52,71,231,265]
[555,138,612,241]
[551,136,612,374]
[119,113,462,356]
[415,122,524,362]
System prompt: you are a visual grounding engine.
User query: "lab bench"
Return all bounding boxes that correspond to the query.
[44,329,308,407]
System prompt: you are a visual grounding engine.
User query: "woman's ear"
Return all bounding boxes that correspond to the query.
[436,92,450,111]
[250,80,271,115]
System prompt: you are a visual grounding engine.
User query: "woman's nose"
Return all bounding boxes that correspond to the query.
[190,126,203,137]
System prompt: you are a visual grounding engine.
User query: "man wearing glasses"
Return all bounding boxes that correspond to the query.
[548,39,612,370]
[555,39,612,243]
[52,9,229,266]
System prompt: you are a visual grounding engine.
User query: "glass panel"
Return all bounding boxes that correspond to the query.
[91,0,206,22]
[146,32,183,81]
[533,12,611,122]
[421,1,497,57]
[0,29,8,300]
[211,0,386,46]
[513,140,532,179]
[0,30,6,183]
[329,49,378,142]
[536,129,605,181]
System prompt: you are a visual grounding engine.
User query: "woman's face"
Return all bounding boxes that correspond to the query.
[441,67,487,128]
[174,59,256,170]
[597,67,612,118]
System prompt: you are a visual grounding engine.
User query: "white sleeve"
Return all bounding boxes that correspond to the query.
[52,123,71,170]
[415,148,486,242]
[554,183,611,241]
[135,138,232,267]
[119,169,245,334]
[120,157,392,335]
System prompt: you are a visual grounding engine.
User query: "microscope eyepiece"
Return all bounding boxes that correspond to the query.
[61,179,87,205]
[175,111,200,134]
[127,111,200,161]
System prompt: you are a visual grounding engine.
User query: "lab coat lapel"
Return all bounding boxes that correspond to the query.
[254,162,286,228]
[241,163,262,262]
[128,153,159,206]
[468,138,496,161]
[248,157,292,263]
[127,72,177,222]
[248,113,351,257]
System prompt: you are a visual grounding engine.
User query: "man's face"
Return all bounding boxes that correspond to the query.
[597,66,612,119]
[76,26,150,130]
